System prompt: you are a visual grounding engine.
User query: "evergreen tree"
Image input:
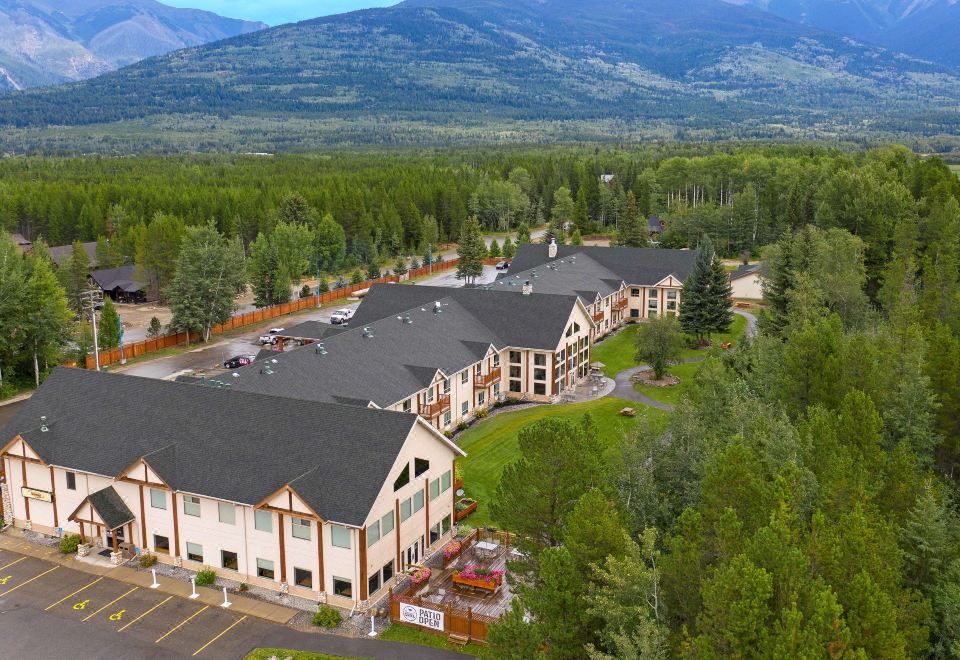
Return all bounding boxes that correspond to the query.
[515,222,531,245]
[455,216,485,285]
[23,257,72,387]
[488,239,502,258]
[574,185,591,234]
[95,235,123,269]
[60,240,92,316]
[314,213,347,274]
[570,228,583,246]
[680,235,731,340]
[705,241,734,334]
[147,316,163,339]
[615,191,648,247]
[0,234,28,391]
[248,232,291,307]
[350,269,364,284]
[97,298,121,349]
[135,212,184,303]
[167,222,245,344]
[394,256,408,276]
[502,236,516,258]
[366,261,381,280]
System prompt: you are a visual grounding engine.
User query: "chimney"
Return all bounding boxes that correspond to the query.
[522,280,533,295]
[548,238,558,259]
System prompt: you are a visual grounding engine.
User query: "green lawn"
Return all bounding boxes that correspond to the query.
[950,164,960,178]
[379,624,483,657]
[590,314,748,377]
[245,650,365,660]
[633,360,702,407]
[458,398,668,529]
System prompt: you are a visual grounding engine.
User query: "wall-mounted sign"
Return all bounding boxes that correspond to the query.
[399,603,444,631]
[21,487,53,503]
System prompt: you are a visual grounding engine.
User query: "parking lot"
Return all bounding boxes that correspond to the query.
[0,546,272,659]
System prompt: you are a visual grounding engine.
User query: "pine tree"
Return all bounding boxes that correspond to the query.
[23,257,72,387]
[488,239,502,258]
[60,240,92,316]
[97,298,121,349]
[502,236,516,258]
[570,228,583,246]
[574,185,591,234]
[456,216,485,285]
[515,222,531,245]
[147,316,163,339]
[705,241,734,334]
[616,191,648,247]
[394,256,408,276]
[681,235,731,340]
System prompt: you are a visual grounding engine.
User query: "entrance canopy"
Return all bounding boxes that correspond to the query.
[68,486,135,532]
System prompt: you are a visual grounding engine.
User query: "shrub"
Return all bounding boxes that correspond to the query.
[313,605,342,628]
[147,316,163,339]
[194,568,216,586]
[59,533,82,554]
[300,284,312,298]
[444,429,454,439]
[238,582,249,592]
[139,552,157,568]
[474,407,488,418]
[456,421,468,432]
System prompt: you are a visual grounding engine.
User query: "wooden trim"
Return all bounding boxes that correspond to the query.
[79,521,85,544]
[0,435,45,462]
[21,457,29,520]
[257,504,322,521]
[49,465,58,529]
[278,512,287,583]
[117,477,170,489]
[253,484,324,521]
[112,530,119,553]
[452,460,457,520]
[424,480,430,543]
[359,527,368,601]
[171,492,180,558]
[395,499,401,570]
[138,485,147,550]
[317,523,325,593]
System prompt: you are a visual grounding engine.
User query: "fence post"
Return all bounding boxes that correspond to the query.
[467,607,473,643]
[446,602,452,635]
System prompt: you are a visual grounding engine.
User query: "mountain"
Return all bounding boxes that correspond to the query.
[0,0,266,90]
[1,0,959,152]
[724,0,960,67]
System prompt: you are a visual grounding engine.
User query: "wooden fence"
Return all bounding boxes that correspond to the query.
[390,590,496,645]
[80,258,461,369]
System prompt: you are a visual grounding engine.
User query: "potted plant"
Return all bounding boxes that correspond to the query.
[453,563,504,591]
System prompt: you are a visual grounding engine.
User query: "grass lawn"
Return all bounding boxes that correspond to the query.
[245,649,366,660]
[633,360,702,407]
[458,397,668,529]
[379,624,483,657]
[590,314,748,377]
[949,164,959,177]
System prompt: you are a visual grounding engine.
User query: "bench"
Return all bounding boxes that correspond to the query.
[448,634,470,647]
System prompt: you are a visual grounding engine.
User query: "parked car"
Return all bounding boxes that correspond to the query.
[495,260,511,270]
[223,355,256,369]
[258,328,285,344]
[329,308,355,325]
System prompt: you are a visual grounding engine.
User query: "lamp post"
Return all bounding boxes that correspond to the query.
[118,313,126,365]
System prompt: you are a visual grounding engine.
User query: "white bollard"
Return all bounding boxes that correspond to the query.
[189,576,199,599]
[221,586,232,608]
[150,569,160,589]
[368,613,377,637]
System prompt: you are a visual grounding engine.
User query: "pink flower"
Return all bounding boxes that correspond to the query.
[411,567,432,585]
[443,541,463,559]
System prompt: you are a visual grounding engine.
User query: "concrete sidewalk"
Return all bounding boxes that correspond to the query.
[0,529,297,624]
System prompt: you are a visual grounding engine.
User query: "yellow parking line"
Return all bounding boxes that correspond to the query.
[192,615,247,656]
[0,566,58,596]
[155,605,209,643]
[117,596,172,632]
[45,576,104,610]
[0,557,26,571]
[82,586,138,622]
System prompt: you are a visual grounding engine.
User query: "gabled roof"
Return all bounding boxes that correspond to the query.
[90,265,145,293]
[502,244,696,299]
[647,216,664,233]
[49,241,97,268]
[0,368,426,526]
[730,263,762,280]
[80,486,135,531]
[225,285,582,408]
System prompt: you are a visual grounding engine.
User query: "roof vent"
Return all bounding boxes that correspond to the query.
[404,314,412,324]
[260,365,273,375]
[522,280,533,295]
[548,238,558,258]
[232,372,240,378]
[40,416,48,433]
[363,326,374,338]
[433,301,442,314]
[315,343,327,355]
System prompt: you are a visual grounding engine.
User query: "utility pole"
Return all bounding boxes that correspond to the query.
[118,313,126,365]
[316,266,321,309]
[81,290,101,371]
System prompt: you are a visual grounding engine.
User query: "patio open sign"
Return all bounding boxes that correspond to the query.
[400,603,444,631]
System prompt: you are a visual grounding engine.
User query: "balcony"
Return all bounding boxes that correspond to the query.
[614,298,628,311]
[421,395,451,418]
[473,368,501,389]
[592,310,605,323]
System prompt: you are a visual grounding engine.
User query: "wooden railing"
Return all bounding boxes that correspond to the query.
[614,297,628,311]
[421,395,451,418]
[592,310,605,323]
[473,368,501,389]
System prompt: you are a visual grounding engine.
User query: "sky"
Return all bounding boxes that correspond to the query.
[163,0,398,25]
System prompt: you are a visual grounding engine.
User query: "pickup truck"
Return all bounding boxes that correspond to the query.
[329,308,355,325]
[258,328,285,344]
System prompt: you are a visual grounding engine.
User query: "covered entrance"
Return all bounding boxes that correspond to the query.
[68,486,137,557]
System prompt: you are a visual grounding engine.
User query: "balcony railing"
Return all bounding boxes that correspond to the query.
[592,310,605,323]
[421,395,451,418]
[473,367,502,389]
[614,298,628,311]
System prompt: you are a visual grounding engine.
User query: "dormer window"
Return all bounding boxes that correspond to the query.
[415,458,430,477]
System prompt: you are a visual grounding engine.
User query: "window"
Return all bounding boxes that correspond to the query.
[478,391,485,406]
[631,309,640,318]
[183,495,200,518]
[367,520,380,546]
[443,411,451,427]
[221,550,238,571]
[400,498,412,522]
[534,353,546,366]
[430,478,440,501]
[393,464,410,491]
[493,382,500,397]
[461,371,468,384]
[509,351,521,363]
[150,488,166,510]
[186,542,203,563]
[218,502,235,525]
[441,470,451,492]
[254,510,273,533]
[65,472,76,490]
[294,567,312,589]
[292,517,311,541]
[381,511,394,535]
[368,572,381,595]
[413,490,424,513]
[510,380,522,393]
[631,287,640,297]
[534,368,546,381]
[382,560,394,584]
[154,534,170,555]
[414,458,430,477]
[430,521,441,544]
[257,558,275,580]
[441,514,452,535]
[331,525,351,549]
[442,379,450,394]
[667,290,677,300]
[461,401,469,416]
[509,365,521,379]
[534,382,546,395]
[493,354,500,367]
[333,576,352,598]
[402,399,411,413]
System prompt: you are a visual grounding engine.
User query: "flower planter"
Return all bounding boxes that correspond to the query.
[454,498,477,522]
[453,572,500,592]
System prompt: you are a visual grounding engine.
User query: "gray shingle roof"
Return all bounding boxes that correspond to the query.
[49,241,97,268]
[225,284,581,408]
[90,265,145,293]
[505,244,697,296]
[1,368,429,526]
[278,321,349,341]
[731,263,761,280]
[85,486,135,531]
